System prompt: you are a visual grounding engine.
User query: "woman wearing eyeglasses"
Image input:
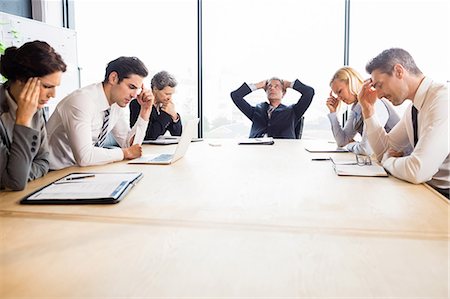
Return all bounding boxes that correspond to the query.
[326,66,400,155]
[0,40,66,190]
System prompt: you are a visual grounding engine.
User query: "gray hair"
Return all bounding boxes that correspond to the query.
[151,70,177,90]
[366,48,422,76]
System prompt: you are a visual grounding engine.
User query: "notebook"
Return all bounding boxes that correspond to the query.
[129,118,199,165]
[143,136,203,145]
[331,157,388,177]
[333,163,388,177]
[20,172,143,204]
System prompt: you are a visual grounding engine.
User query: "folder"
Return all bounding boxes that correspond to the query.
[238,137,274,145]
[303,140,348,153]
[20,172,143,204]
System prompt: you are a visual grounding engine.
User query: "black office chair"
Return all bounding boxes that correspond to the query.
[295,116,305,139]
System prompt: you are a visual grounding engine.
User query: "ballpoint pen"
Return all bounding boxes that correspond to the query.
[65,174,95,181]
[311,158,331,161]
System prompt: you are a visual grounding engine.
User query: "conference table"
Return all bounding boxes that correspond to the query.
[0,139,448,298]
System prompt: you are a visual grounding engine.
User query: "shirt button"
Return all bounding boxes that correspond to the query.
[32,135,38,140]
[32,141,37,146]
[31,148,36,152]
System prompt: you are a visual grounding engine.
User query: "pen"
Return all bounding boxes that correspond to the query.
[311,158,331,161]
[66,174,95,180]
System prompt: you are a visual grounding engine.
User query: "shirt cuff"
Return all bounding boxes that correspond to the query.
[248,83,257,92]
[111,147,125,161]
[129,116,149,146]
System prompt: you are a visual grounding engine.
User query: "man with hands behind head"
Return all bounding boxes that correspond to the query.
[358,48,449,198]
[47,56,154,170]
[130,70,182,140]
[231,77,314,139]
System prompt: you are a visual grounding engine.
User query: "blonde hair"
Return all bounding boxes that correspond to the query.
[329,66,364,100]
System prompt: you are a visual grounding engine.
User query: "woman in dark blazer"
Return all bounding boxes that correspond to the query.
[0,41,66,190]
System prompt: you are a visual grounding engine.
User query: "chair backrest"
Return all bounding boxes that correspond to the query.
[295,116,305,139]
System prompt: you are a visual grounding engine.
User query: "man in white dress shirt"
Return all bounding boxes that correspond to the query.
[359,48,449,198]
[47,56,154,170]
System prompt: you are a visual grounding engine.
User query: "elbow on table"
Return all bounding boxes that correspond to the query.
[76,154,95,167]
[406,172,433,185]
[403,162,434,185]
[336,140,348,148]
[6,178,27,191]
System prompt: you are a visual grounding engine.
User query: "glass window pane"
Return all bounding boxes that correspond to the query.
[350,0,450,115]
[203,0,345,139]
[74,0,198,124]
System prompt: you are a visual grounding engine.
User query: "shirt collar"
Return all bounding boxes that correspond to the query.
[96,82,111,112]
[154,102,162,115]
[412,76,432,111]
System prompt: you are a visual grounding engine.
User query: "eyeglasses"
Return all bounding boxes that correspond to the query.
[330,154,372,167]
[355,154,372,166]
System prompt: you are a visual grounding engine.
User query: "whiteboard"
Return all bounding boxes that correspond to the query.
[0,12,79,115]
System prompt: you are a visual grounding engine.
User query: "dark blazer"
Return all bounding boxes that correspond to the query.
[129,101,182,140]
[231,79,314,138]
[0,84,49,190]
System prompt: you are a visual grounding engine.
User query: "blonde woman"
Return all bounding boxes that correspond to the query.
[326,66,399,155]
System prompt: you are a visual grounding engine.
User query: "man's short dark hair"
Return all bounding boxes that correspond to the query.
[103,56,148,83]
[365,48,422,76]
[151,70,177,90]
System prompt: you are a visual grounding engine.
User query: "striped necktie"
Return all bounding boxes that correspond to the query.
[267,106,276,119]
[412,105,418,146]
[96,108,110,147]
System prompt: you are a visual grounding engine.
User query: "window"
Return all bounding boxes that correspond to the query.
[74,0,198,123]
[349,0,450,115]
[202,0,344,139]
[73,0,449,138]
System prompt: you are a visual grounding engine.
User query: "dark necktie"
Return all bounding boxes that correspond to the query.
[96,108,110,147]
[267,106,276,119]
[412,105,418,146]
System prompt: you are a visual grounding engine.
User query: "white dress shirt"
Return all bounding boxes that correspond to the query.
[364,77,449,189]
[47,83,148,170]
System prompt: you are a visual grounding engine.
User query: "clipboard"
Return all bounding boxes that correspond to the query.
[20,172,143,204]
